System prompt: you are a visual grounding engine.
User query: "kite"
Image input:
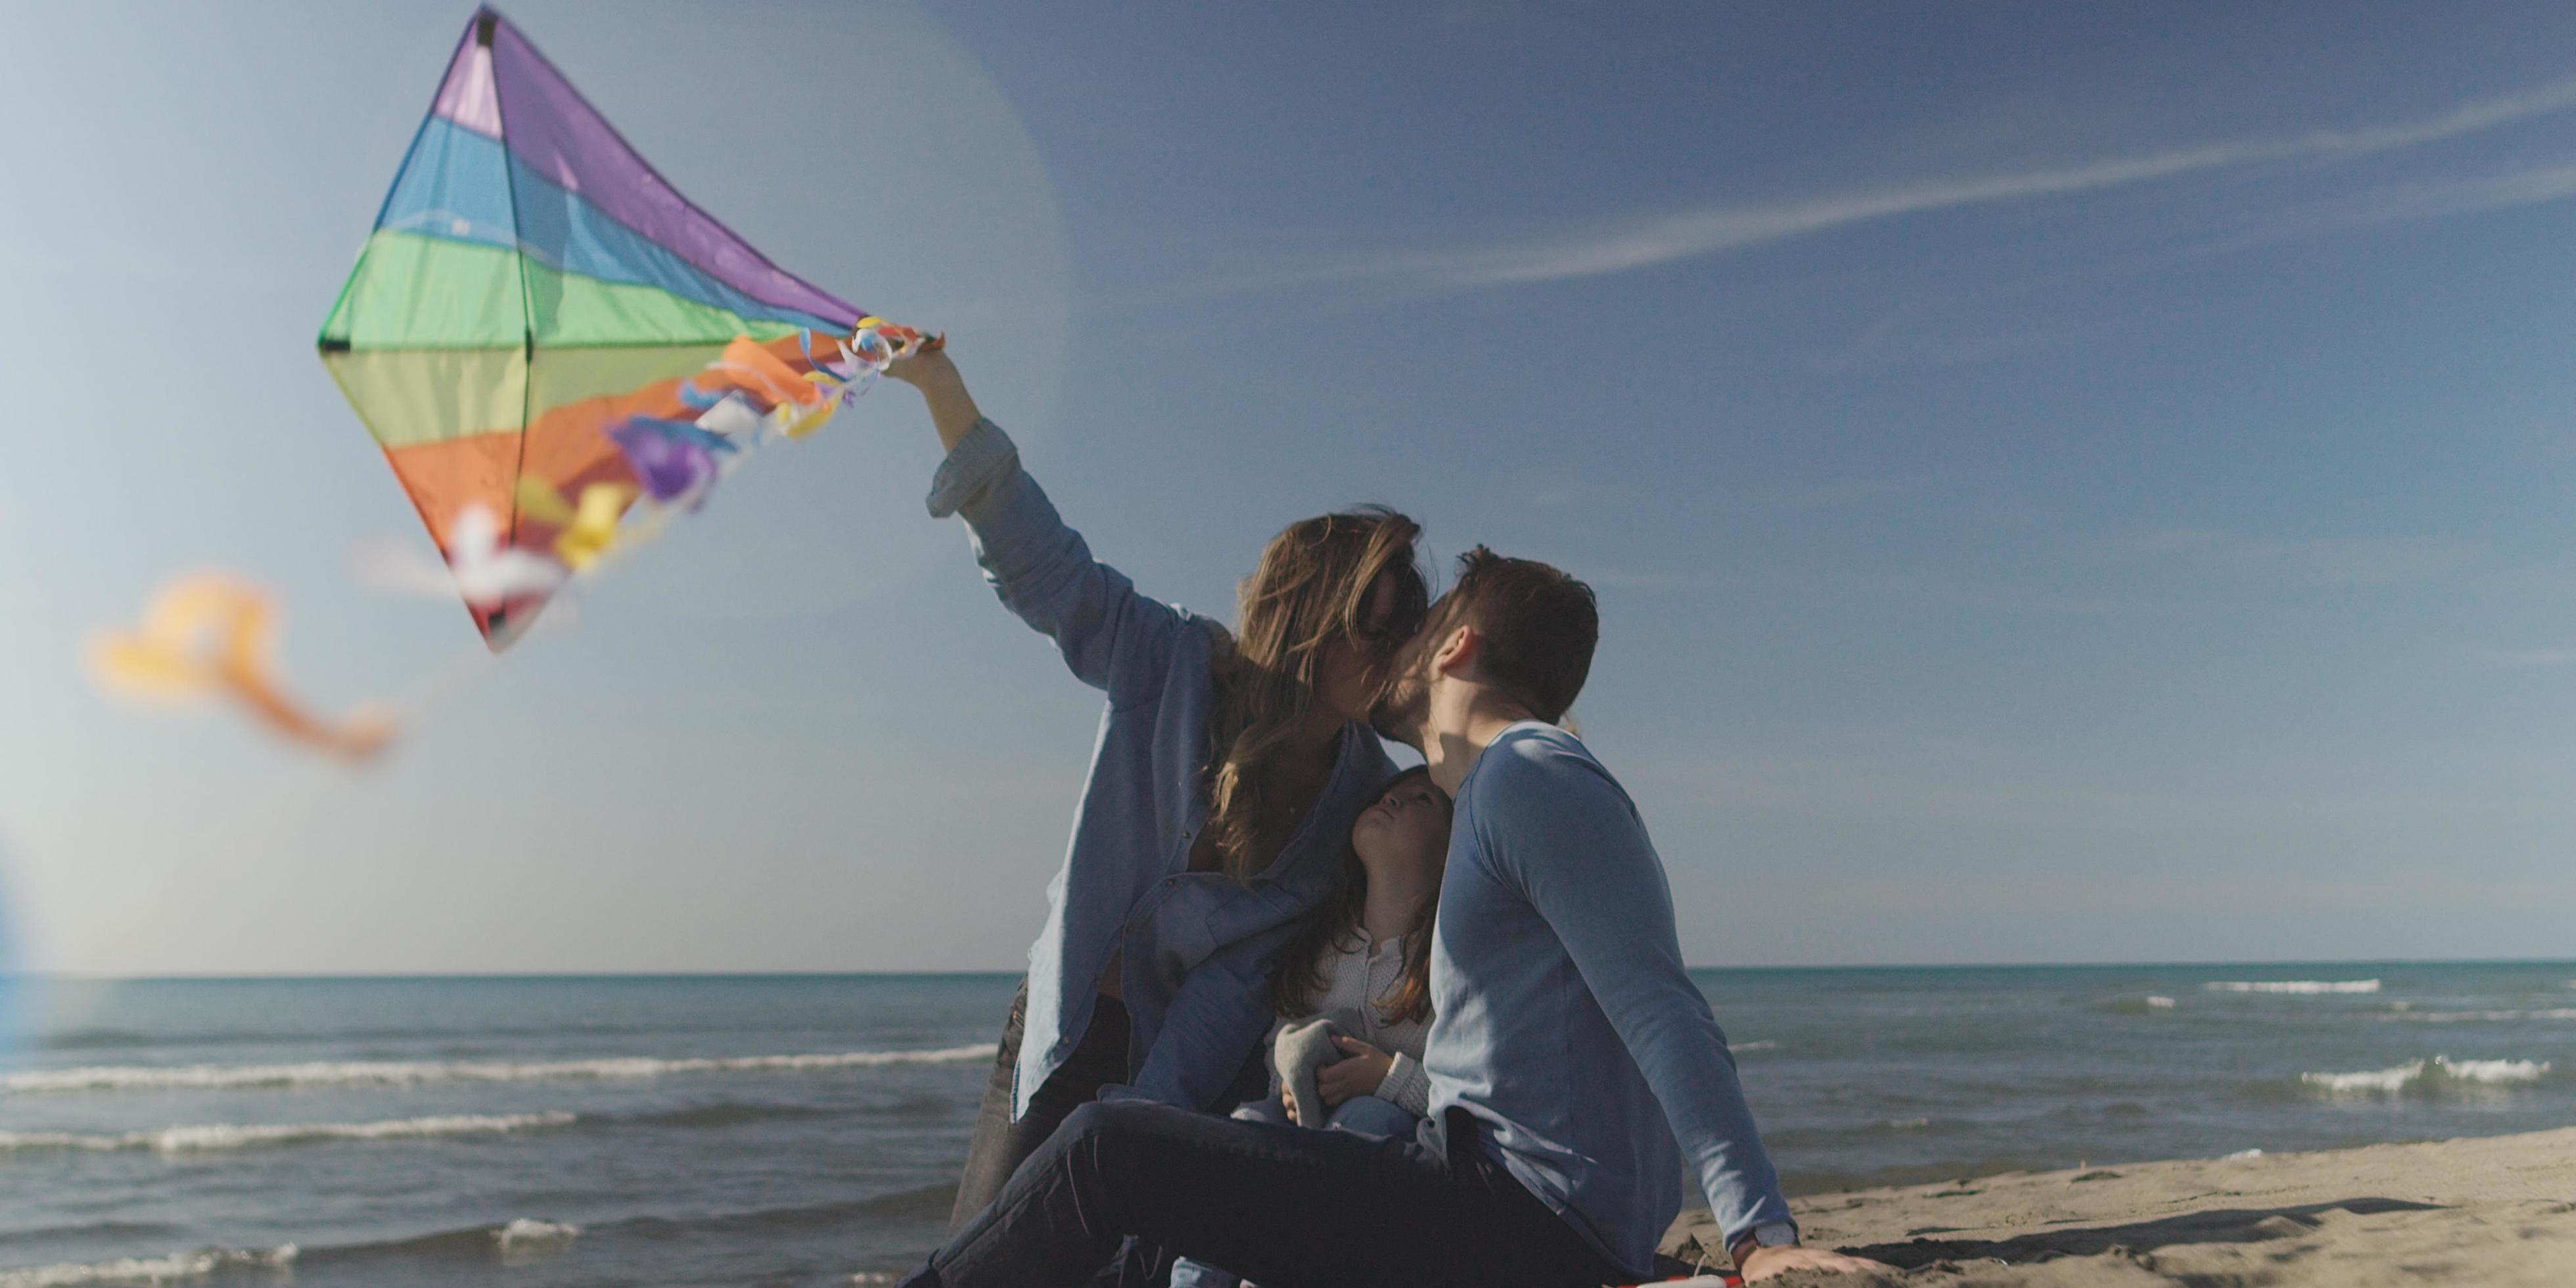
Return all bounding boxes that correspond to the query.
[88,576,396,762]
[320,7,929,649]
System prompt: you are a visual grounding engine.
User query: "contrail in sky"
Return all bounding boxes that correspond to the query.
[1205,74,2576,296]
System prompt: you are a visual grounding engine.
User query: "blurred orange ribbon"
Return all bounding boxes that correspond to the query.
[87,573,395,762]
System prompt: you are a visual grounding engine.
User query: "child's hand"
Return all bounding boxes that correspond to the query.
[1316,1034,1394,1108]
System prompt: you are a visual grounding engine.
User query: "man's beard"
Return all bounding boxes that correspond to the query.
[1368,669,1429,746]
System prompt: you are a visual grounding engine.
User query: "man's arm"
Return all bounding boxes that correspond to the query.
[1484,737,1795,1248]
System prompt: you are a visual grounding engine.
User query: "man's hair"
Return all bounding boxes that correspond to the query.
[1444,547,1597,723]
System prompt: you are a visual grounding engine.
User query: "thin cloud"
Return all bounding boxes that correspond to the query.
[1809,155,2576,373]
[1192,75,2576,298]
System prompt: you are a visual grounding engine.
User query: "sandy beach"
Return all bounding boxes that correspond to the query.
[1665,1126,2576,1287]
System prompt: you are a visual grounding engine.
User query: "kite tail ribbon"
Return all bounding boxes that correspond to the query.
[88,574,396,763]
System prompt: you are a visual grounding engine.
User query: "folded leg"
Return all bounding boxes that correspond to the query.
[904,1101,1621,1288]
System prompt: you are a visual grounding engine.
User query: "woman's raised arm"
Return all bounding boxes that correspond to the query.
[888,344,1192,702]
[886,346,982,453]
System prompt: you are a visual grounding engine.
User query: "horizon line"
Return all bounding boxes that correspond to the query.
[13,955,2571,983]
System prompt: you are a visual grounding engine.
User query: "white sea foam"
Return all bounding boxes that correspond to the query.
[2385,1008,2576,1023]
[0,1245,295,1287]
[1729,1041,1778,1053]
[1884,1116,1930,1130]
[2146,996,2176,1009]
[493,1218,581,1264]
[2301,1055,2552,1094]
[2206,979,2380,994]
[0,1112,575,1155]
[2221,1147,2264,1160]
[2440,1057,2551,1084]
[495,1218,580,1243]
[2303,1061,2426,1093]
[1,1044,998,1094]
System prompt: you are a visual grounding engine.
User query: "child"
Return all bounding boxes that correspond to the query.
[1168,767,1452,1288]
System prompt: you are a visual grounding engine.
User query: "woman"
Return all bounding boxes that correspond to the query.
[1168,765,1453,1288]
[886,345,1431,1230]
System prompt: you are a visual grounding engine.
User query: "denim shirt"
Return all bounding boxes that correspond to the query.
[927,419,1396,1120]
[1418,723,1794,1276]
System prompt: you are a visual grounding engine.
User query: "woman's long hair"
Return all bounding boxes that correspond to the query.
[1270,766,1447,1026]
[1202,507,1427,882]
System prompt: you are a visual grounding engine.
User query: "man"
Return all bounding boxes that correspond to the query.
[897,549,1881,1287]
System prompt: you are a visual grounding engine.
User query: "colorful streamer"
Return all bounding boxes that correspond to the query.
[88,575,396,762]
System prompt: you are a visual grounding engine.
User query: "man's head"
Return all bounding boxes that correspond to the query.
[1369,547,1598,747]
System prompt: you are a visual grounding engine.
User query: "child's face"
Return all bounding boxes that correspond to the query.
[1352,773,1450,871]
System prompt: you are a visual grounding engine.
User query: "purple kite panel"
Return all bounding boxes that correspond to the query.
[432,24,504,139]
[484,13,860,329]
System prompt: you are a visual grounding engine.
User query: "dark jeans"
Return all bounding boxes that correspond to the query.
[951,979,1133,1231]
[903,1101,1628,1288]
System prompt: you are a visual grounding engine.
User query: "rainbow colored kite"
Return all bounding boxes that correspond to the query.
[321,8,920,647]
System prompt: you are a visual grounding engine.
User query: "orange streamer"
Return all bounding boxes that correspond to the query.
[88,574,395,762]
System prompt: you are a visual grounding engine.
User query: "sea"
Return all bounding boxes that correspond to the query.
[3,963,2571,1285]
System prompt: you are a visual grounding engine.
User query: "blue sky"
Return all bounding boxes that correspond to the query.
[3,1,2571,976]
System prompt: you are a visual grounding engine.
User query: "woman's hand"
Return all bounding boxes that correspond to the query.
[883,342,981,453]
[1316,1034,1393,1108]
[883,343,957,390]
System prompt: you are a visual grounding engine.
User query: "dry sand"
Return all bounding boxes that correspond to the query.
[1663,1126,2576,1287]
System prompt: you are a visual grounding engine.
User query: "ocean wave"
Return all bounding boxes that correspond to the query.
[2206,979,2380,994]
[38,1021,691,1053]
[2098,995,2178,1015]
[0,1245,295,1287]
[492,1219,579,1266]
[1728,1041,1778,1053]
[0,1225,183,1253]
[626,1101,838,1130]
[1,1044,998,1094]
[275,1217,586,1270]
[2380,1007,2576,1023]
[2300,1055,2554,1095]
[0,1112,574,1156]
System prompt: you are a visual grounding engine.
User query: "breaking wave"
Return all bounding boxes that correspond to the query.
[0,1112,574,1155]
[2380,1007,2576,1023]
[2,1044,997,1094]
[2299,1055,2554,1095]
[2206,979,2380,994]
[0,1244,296,1287]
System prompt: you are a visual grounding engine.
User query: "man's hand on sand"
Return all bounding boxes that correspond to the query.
[1739,1245,1895,1281]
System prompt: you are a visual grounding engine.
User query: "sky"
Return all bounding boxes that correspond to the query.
[1,1,2571,977]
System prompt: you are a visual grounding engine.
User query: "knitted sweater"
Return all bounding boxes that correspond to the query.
[1270,928,1432,1116]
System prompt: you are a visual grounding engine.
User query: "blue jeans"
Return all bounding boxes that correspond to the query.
[1166,1095,1422,1288]
[898,1101,1622,1288]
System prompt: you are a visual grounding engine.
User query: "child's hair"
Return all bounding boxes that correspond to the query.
[1270,766,1447,1026]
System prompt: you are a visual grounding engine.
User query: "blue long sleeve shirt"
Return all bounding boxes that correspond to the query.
[927,418,1396,1119]
[1418,722,1794,1275]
